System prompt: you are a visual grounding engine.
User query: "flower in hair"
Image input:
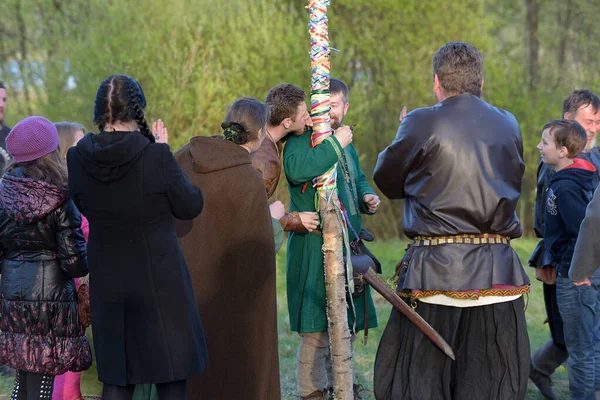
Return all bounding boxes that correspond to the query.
[221,122,249,145]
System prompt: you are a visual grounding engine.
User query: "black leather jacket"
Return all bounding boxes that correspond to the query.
[374,93,529,291]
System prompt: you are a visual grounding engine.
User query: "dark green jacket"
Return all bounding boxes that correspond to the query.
[284,130,378,333]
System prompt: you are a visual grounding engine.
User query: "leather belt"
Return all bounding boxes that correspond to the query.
[412,233,510,246]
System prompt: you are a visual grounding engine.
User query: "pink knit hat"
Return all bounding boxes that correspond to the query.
[6,116,59,162]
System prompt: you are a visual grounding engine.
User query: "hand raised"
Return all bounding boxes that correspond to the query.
[152,119,169,144]
[399,106,408,123]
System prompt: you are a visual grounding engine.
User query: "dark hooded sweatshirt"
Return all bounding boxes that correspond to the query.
[544,158,596,278]
[67,131,207,385]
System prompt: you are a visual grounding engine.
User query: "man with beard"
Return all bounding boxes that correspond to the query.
[529,89,600,400]
[283,78,379,399]
[0,83,11,173]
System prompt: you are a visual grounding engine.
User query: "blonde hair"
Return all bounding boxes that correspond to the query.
[55,122,85,159]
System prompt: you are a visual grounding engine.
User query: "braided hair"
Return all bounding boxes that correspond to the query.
[93,75,155,143]
[125,77,154,142]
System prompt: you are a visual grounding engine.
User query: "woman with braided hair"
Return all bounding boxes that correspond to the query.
[174,97,280,399]
[66,74,207,400]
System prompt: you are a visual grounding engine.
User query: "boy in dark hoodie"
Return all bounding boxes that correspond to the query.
[538,119,600,400]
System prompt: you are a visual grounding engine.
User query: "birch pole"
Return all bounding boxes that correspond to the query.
[308,1,354,398]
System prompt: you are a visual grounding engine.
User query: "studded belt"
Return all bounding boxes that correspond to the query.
[412,233,510,246]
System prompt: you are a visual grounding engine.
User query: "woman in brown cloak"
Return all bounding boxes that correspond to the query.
[175,97,280,400]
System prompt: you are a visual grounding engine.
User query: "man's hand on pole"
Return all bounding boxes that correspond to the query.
[363,194,380,213]
[333,126,353,148]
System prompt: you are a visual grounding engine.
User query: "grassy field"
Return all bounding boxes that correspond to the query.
[0,238,568,399]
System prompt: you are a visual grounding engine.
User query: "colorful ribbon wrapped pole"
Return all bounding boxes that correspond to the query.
[308,1,354,399]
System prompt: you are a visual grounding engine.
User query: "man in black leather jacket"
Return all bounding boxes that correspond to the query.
[372,42,530,400]
[529,89,600,400]
[0,82,11,174]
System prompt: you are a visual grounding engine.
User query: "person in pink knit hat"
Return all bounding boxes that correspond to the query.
[0,116,91,400]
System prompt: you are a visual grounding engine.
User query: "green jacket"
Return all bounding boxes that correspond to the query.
[272,217,284,253]
[284,130,378,333]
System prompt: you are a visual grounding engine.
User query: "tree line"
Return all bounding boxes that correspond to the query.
[1,0,599,239]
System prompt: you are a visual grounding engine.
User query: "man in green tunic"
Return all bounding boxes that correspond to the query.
[283,78,380,399]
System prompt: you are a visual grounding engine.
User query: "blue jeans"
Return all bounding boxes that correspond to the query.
[556,273,600,400]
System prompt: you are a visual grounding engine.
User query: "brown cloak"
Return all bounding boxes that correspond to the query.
[175,136,280,400]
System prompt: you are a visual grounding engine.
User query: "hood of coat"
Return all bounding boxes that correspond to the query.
[550,158,596,193]
[70,131,150,182]
[187,135,252,174]
[0,168,69,222]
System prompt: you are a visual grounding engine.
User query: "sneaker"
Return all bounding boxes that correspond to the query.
[529,362,559,400]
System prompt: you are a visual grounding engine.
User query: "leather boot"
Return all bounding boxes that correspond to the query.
[529,362,559,400]
[529,339,567,400]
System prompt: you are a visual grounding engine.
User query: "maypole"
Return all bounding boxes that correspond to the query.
[308,1,354,398]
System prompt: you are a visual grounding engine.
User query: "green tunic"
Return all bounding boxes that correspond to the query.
[272,216,284,253]
[284,130,378,333]
[132,384,158,400]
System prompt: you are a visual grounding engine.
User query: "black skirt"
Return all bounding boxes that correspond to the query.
[374,297,530,400]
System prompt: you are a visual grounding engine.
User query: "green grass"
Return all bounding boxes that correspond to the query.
[0,238,567,399]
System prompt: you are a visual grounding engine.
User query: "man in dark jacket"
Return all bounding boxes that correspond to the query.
[0,82,11,173]
[372,42,530,400]
[529,90,600,400]
[537,119,599,400]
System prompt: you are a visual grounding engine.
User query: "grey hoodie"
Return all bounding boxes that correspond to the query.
[570,186,600,281]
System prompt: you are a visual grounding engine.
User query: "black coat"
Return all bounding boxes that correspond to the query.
[67,131,207,385]
[374,93,530,291]
[0,168,91,375]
